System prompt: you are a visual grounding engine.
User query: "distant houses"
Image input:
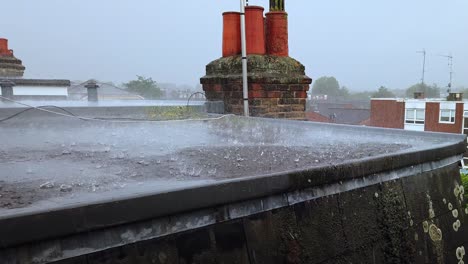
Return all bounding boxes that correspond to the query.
[68,82,144,101]
[306,96,370,125]
[0,79,70,100]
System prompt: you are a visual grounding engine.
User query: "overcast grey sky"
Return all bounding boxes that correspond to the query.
[2,0,467,91]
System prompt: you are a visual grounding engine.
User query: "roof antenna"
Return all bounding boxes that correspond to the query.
[416,49,426,85]
[438,53,453,93]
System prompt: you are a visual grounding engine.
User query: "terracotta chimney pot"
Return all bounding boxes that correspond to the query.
[222,12,241,57]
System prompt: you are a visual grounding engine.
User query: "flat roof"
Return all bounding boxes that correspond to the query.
[0,99,205,108]
[4,79,71,87]
[0,113,465,248]
[371,98,466,103]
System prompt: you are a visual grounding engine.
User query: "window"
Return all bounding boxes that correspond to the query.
[405,109,425,124]
[440,109,455,123]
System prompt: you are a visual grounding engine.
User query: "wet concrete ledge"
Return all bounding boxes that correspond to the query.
[1,155,466,263]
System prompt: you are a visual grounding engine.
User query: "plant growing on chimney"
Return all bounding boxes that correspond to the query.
[270,0,285,11]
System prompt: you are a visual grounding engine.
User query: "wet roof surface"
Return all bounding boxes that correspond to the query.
[0,114,457,214]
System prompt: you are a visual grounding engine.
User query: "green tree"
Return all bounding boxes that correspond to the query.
[348,91,373,100]
[372,86,395,98]
[123,76,163,99]
[457,86,468,95]
[405,83,440,98]
[312,76,341,97]
[339,86,350,98]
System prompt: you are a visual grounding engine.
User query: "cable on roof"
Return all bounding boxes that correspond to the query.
[0,95,231,123]
[187,92,206,107]
[0,105,77,122]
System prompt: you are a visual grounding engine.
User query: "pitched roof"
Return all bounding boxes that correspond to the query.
[68,81,144,100]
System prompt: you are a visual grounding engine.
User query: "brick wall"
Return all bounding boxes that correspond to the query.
[201,55,311,120]
[203,82,309,119]
[370,100,405,129]
[425,102,463,133]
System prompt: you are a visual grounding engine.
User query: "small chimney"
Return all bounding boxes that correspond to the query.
[414,92,425,99]
[0,79,15,101]
[447,92,463,101]
[0,38,13,56]
[269,0,285,11]
[84,81,99,102]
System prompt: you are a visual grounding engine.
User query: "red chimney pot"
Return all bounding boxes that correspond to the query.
[245,6,266,55]
[0,38,8,55]
[265,11,289,57]
[222,12,242,57]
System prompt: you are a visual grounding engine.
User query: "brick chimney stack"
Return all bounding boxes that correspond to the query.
[0,38,25,78]
[201,1,312,119]
[0,38,13,56]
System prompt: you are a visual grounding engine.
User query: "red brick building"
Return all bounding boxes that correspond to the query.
[370,98,465,134]
[371,96,468,164]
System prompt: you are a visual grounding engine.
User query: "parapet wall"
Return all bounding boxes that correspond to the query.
[4,154,466,264]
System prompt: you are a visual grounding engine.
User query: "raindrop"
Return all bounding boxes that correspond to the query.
[113,152,125,159]
[60,184,73,192]
[91,183,100,192]
[40,182,55,189]
[137,160,149,166]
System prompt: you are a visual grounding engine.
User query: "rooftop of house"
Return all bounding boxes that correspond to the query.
[68,82,144,100]
[307,101,370,125]
[1,78,71,87]
[371,98,466,103]
[0,99,205,109]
